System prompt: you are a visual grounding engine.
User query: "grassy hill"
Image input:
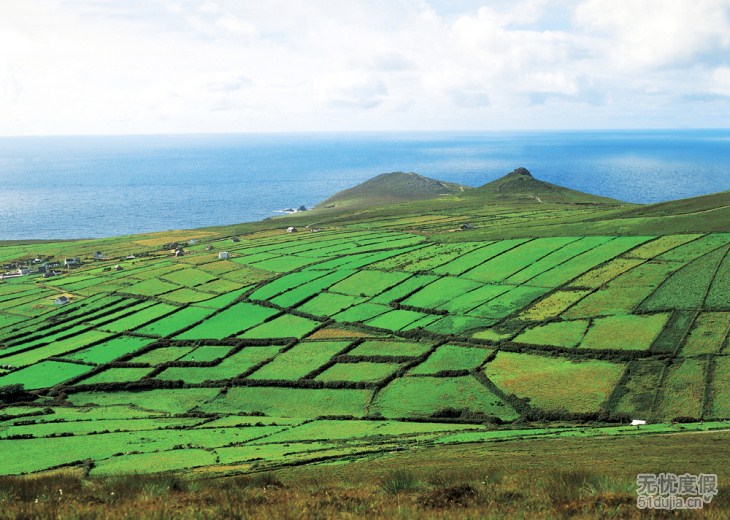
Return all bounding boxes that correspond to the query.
[316,171,470,209]
[467,167,622,204]
[0,169,729,482]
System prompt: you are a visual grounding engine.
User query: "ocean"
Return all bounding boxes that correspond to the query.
[1,130,729,240]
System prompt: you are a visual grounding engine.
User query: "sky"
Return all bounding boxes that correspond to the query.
[2,0,730,135]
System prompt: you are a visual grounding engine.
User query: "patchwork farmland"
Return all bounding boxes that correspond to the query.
[2,222,729,477]
[2,169,730,481]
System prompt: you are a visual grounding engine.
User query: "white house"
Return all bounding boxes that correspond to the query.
[630,419,647,428]
[54,296,70,305]
[218,252,230,260]
[287,226,298,233]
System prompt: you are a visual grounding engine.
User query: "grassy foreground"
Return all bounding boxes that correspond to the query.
[1,430,727,519]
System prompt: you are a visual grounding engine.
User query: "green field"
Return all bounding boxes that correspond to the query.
[0,168,729,481]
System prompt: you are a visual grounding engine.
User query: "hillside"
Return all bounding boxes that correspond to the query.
[0,168,729,479]
[468,167,622,204]
[316,171,470,209]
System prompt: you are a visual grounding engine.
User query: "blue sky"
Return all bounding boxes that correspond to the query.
[1,0,730,135]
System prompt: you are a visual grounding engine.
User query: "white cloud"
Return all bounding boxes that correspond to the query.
[574,0,730,69]
[0,0,729,134]
[320,71,388,109]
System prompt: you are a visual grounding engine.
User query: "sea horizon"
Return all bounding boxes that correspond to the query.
[1,128,729,241]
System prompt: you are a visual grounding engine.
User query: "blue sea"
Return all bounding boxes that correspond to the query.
[1,130,729,240]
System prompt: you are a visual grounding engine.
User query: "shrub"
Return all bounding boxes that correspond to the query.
[380,470,418,495]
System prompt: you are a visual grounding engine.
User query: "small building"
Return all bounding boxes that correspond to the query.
[54,296,70,305]
[113,265,123,271]
[205,245,214,251]
[460,223,475,230]
[93,251,105,260]
[188,239,198,246]
[64,257,81,267]
[630,419,647,428]
[218,252,230,260]
[125,255,136,260]
[230,237,241,243]
[17,268,29,276]
[175,247,184,257]
[287,226,298,233]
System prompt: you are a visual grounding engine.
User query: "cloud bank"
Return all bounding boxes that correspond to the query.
[1,0,729,134]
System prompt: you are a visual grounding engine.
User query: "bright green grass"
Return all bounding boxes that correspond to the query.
[239,313,321,339]
[161,268,217,287]
[156,345,283,383]
[332,302,391,323]
[435,284,512,314]
[579,313,670,351]
[191,287,250,308]
[0,329,114,367]
[506,236,617,285]
[368,274,440,304]
[403,277,482,309]
[514,320,589,348]
[268,270,356,308]
[129,346,196,365]
[249,255,317,272]
[180,345,234,362]
[64,335,153,364]
[425,315,495,335]
[706,251,730,310]
[569,258,645,289]
[527,236,651,288]
[91,449,217,476]
[432,239,528,276]
[248,271,329,301]
[99,303,180,333]
[624,234,702,259]
[78,367,154,385]
[0,417,204,440]
[654,233,730,261]
[296,292,364,317]
[461,237,579,283]
[371,376,519,420]
[409,344,492,374]
[328,270,411,297]
[199,386,373,417]
[0,360,91,390]
[518,289,592,321]
[134,306,216,337]
[257,419,481,443]
[194,278,246,294]
[365,309,426,331]
[159,288,218,304]
[248,341,349,380]
[315,362,401,383]
[68,388,222,414]
[122,278,179,297]
[175,302,278,340]
[485,352,626,414]
[640,246,729,311]
[348,340,432,357]
[469,285,548,319]
[562,285,656,318]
